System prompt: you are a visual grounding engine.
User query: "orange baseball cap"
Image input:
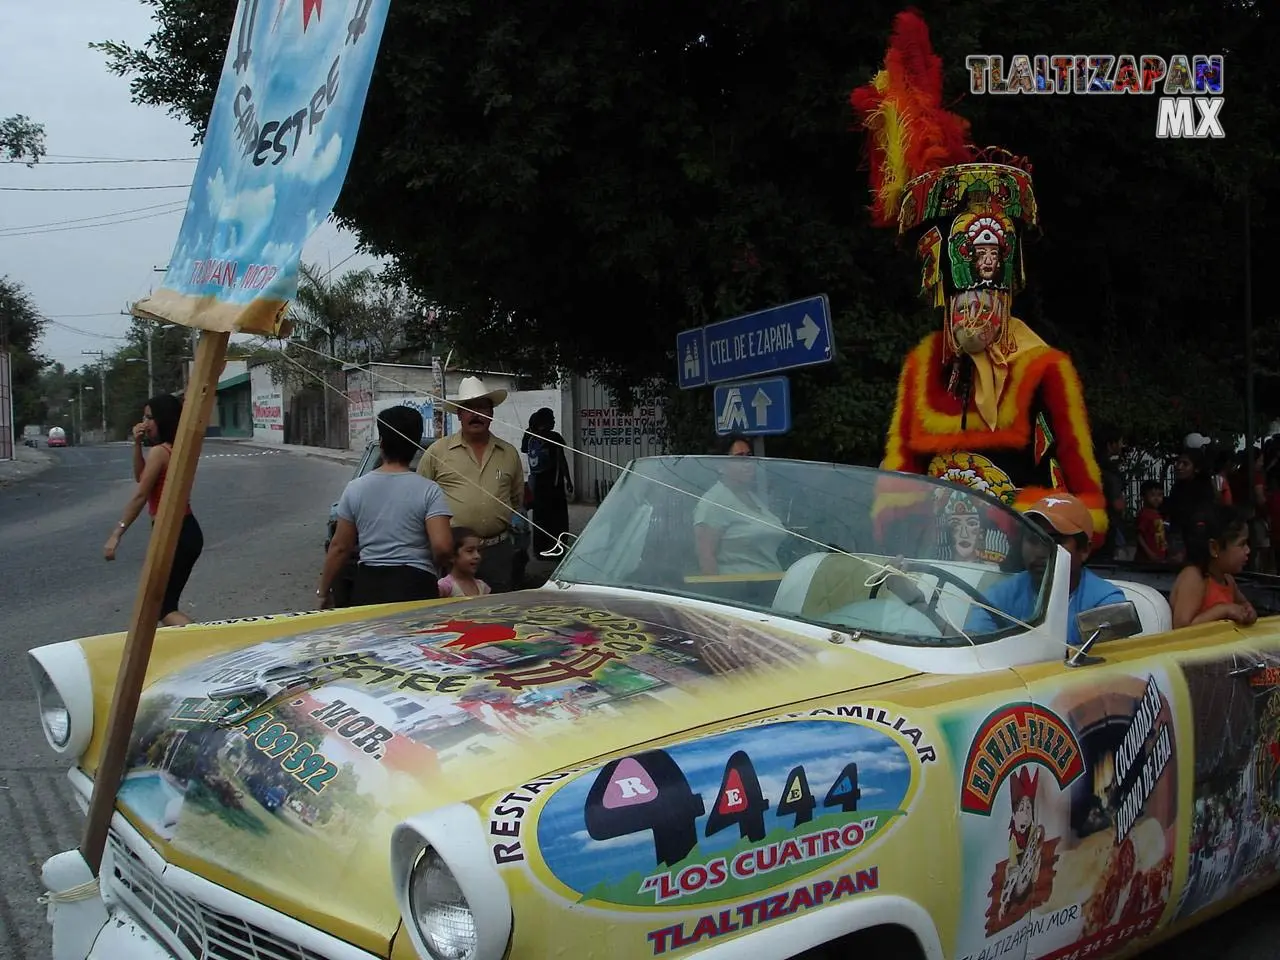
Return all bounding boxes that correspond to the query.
[1024,493,1094,540]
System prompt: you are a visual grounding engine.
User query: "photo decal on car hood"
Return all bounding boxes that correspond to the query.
[109,592,914,927]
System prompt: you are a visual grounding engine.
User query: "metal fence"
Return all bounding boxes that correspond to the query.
[1123,463,1177,518]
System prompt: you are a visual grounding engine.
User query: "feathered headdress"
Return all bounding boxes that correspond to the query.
[849,9,974,228]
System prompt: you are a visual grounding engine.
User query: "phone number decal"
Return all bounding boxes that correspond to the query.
[235,711,339,793]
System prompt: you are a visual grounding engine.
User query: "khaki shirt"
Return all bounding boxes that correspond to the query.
[418,431,524,538]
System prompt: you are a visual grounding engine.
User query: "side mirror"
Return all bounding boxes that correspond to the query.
[1067,601,1142,667]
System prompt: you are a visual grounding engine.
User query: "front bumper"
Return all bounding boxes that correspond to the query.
[84,901,174,960]
[44,769,381,960]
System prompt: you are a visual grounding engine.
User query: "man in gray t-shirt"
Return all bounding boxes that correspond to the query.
[337,471,453,573]
[318,405,455,607]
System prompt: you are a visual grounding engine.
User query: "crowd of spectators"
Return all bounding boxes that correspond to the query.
[1096,429,1280,574]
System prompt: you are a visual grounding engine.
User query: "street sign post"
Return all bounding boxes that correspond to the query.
[714,376,792,436]
[703,295,832,384]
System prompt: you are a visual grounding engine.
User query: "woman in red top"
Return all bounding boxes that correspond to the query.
[103,394,204,625]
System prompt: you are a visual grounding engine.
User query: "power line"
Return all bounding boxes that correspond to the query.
[0,204,185,238]
[42,154,199,162]
[43,312,127,319]
[0,200,184,233]
[7,157,199,165]
[0,184,191,192]
[322,251,361,278]
[42,319,130,340]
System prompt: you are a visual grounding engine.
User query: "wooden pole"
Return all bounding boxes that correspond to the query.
[1245,190,1255,465]
[80,329,230,876]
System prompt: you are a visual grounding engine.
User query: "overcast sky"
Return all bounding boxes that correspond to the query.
[0,0,379,370]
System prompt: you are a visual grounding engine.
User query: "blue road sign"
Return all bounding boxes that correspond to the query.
[703,295,833,384]
[676,328,708,389]
[714,377,792,436]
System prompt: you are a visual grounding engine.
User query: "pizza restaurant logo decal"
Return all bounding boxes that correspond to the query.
[961,702,1085,815]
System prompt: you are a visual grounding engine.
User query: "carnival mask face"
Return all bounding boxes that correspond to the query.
[973,243,1001,282]
[948,513,982,560]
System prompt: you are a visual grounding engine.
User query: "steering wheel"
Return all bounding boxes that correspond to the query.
[870,559,992,615]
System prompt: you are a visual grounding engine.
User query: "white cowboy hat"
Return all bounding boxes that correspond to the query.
[449,375,507,409]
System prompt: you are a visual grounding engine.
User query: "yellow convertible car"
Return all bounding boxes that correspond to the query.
[30,456,1280,960]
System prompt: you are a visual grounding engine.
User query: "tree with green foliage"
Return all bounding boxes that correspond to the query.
[270,261,427,391]
[0,114,45,165]
[96,0,1280,459]
[0,277,49,431]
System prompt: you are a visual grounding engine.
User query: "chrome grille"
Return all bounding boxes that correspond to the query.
[107,833,330,960]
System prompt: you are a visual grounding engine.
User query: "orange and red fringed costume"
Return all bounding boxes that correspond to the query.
[851,10,1107,553]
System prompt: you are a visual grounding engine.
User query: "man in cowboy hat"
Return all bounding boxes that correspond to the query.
[418,375,525,591]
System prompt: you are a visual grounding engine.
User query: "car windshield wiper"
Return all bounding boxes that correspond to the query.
[207,659,345,725]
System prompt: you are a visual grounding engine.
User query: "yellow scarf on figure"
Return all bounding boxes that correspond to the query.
[967,317,1048,431]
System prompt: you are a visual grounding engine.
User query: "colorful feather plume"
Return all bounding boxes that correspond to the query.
[849,9,974,227]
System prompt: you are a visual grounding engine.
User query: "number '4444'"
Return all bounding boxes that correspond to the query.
[584,747,862,869]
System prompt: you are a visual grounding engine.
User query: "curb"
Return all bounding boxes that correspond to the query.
[0,450,56,488]
[224,439,360,466]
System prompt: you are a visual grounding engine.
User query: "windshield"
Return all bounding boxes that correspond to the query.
[554,456,1060,646]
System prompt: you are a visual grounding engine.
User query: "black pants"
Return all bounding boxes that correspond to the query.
[477,536,517,593]
[531,475,569,554]
[160,514,204,618]
[352,564,440,605]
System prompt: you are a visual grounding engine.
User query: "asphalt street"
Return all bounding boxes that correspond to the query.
[0,440,350,960]
[0,442,1278,959]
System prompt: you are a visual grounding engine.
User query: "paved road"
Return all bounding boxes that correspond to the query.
[0,440,349,960]
[0,443,1278,959]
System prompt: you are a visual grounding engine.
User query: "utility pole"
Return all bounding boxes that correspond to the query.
[82,351,108,438]
[76,382,89,445]
[123,309,166,397]
[1244,190,1256,469]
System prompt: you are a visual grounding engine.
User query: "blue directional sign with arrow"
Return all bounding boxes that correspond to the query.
[702,295,833,384]
[714,377,791,437]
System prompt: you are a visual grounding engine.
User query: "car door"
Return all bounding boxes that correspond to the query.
[1160,625,1280,928]
[931,628,1177,960]
[1004,618,1280,960]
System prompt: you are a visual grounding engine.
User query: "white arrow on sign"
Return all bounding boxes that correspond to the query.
[796,314,821,350]
[751,388,772,426]
[718,388,748,432]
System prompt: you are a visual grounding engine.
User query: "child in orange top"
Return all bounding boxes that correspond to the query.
[1171,506,1257,628]
[437,527,492,598]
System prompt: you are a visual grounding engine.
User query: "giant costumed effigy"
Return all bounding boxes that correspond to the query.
[853,11,1108,559]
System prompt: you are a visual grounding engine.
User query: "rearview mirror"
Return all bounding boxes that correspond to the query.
[1067,601,1141,667]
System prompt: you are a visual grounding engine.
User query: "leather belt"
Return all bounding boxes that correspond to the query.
[479,531,511,547]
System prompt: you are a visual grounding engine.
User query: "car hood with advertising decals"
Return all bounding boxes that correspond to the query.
[466,691,952,959]
[107,590,919,950]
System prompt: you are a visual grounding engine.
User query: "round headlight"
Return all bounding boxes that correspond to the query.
[27,643,93,757]
[409,846,478,960]
[34,663,71,748]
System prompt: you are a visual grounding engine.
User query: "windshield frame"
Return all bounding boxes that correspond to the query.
[553,455,1059,647]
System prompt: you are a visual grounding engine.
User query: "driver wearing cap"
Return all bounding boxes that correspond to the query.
[967,493,1124,645]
